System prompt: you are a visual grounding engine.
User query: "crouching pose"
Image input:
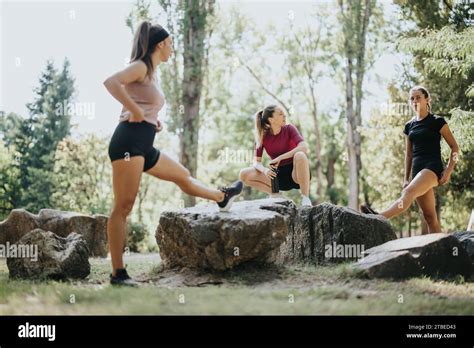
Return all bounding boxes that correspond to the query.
[239,105,312,206]
[361,86,459,233]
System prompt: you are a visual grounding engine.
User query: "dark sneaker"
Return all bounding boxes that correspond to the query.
[360,204,378,215]
[217,180,243,212]
[110,268,139,287]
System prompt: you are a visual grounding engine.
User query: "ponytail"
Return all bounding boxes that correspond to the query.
[255,110,264,147]
[254,105,277,147]
[130,21,170,79]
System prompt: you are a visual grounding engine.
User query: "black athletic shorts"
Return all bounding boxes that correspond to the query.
[412,158,444,180]
[276,163,312,191]
[108,121,160,172]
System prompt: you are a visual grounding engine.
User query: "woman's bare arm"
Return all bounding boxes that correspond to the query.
[439,124,459,184]
[273,141,309,162]
[103,61,147,122]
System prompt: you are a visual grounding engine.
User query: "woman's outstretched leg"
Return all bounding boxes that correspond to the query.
[145,152,242,211]
[376,169,438,219]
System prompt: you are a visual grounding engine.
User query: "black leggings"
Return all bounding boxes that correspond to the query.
[108,121,160,172]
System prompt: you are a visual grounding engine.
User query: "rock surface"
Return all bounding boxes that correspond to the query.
[452,231,474,267]
[156,199,297,271]
[273,202,397,265]
[7,228,90,280]
[354,250,422,279]
[355,233,472,279]
[0,209,108,257]
[156,199,396,271]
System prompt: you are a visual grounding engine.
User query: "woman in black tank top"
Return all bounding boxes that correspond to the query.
[361,86,459,233]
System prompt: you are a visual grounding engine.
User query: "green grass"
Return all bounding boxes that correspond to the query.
[0,255,473,315]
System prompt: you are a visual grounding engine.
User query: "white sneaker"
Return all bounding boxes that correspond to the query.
[301,196,312,206]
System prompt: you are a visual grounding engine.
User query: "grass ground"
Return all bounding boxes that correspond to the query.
[0,253,473,315]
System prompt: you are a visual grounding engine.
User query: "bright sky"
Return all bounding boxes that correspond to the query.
[0,0,405,138]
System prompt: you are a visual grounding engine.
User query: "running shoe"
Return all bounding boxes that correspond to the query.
[217,180,243,212]
[110,268,139,287]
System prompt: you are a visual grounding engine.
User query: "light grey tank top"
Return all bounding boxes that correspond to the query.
[119,74,165,125]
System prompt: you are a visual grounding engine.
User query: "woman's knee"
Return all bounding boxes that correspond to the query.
[401,185,417,201]
[176,175,195,193]
[239,168,252,183]
[294,151,308,163]
[177,167,191,179]
[111,199,136,218]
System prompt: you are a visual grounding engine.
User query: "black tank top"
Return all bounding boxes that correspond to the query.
[403,113,447,162]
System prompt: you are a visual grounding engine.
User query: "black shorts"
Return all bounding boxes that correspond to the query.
[108,121,160,172]
[276,163,312,191]
[412,159,444,180]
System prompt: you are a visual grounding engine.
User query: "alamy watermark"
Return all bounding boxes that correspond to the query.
[379,102,412,117]
[217,147,253,164]
[18,322,55,341]
[324,242,365,260]
[0,242,38,261]
[55,100,96,120]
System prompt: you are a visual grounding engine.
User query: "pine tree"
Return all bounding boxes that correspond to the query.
[12,59,75,212]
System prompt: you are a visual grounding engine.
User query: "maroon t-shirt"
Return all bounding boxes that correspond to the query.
[255,124,304,167]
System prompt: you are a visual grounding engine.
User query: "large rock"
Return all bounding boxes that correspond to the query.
[156,199,395,271]
[273,202,397,265]
[0,209,108,257]
[452,231,474,267]
[355,233,472,279]
[6,228,90,280]
[156,199,297,271]
[355,250,422,279]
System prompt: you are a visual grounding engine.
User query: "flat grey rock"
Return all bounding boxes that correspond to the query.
[356,233,471,279]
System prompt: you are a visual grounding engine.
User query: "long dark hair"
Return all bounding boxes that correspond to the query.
[130,21,168,80]
[255,105,277,146]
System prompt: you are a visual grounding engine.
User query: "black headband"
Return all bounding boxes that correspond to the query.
[150,28,170,47]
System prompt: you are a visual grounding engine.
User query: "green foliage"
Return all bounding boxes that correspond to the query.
[398,26,474,103]
[126,221,149,253]
[0,139,20,218]
[0,59,75,214]
[52,135,112,215]
[395,2,473,116]
[438,108,474,230]
[384,1,473,231]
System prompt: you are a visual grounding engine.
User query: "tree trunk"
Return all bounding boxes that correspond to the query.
[309,86,324,202]
[179,0,214,207]
[326,154,336,190]
[339,0,373,210]
[344,59,359,210]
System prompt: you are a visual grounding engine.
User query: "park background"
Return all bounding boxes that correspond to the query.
[1,0,472,253]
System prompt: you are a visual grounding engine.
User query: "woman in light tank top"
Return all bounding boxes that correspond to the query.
[104,21,243,286]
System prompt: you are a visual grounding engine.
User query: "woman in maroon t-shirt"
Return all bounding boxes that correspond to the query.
[239,105,312,206]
